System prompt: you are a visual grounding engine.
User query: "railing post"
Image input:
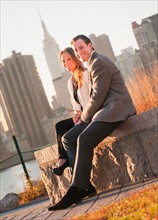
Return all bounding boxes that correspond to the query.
[12,135,30,181]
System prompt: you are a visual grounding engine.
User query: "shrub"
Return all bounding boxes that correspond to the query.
[18,178,47,205]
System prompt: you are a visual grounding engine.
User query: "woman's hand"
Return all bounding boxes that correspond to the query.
[73,110,82,125]
[75,118,83,125]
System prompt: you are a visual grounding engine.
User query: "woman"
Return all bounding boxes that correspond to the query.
[53,47,91,176]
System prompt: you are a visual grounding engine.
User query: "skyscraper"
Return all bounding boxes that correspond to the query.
[89,34,116,63]
[132,14,158,50]
[132,14,158,70]
[0,51,53,149]
[40,18,71,110]
[42,20,64,81]
[116,47,144,79]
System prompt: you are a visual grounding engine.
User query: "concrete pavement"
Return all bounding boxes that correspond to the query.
[0,177,157,220]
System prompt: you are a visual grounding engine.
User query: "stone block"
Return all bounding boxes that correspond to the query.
[117,134,153,182]
[138,126,158,176]
[91,139,131,191]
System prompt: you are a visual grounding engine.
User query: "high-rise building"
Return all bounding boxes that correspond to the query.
[89,34,116,63]
[132,14,158,70]
[116,47,144,79]
[40,18,71,110]
[132,14,158,50]
[41,20,64,81]
[0,51,53,149]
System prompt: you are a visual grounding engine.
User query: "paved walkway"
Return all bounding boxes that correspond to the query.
[1,177,158,220]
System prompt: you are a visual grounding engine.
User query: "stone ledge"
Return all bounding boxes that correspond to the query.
[34,107,158,204]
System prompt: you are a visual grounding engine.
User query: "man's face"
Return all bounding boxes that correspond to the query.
[72,39,93,62]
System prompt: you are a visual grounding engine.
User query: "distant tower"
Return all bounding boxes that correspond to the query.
[41,20,64,80]
[0,51,53,148]
[39,14,71,110]
[89,34,116,63]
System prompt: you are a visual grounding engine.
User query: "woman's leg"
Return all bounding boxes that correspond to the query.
[55,118,74,163]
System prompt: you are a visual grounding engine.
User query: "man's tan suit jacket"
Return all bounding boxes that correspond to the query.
[81,52,136,123]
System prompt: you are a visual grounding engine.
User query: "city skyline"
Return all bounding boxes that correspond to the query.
[1,0,157,129]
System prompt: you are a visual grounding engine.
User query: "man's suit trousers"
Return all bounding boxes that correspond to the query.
[62,120,122,189]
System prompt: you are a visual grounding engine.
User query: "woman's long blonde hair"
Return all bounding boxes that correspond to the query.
[60,47,85,88]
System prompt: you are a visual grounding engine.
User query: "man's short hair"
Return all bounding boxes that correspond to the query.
[71,34,94,50]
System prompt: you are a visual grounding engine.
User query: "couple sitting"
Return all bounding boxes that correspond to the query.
[48,34,136,211]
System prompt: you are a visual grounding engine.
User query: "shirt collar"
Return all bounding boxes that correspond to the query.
[85,51,94,67]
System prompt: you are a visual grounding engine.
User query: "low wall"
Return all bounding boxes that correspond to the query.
[34,107,158,205]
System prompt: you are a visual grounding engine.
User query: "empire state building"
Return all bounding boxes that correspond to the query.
[40,18,71,110]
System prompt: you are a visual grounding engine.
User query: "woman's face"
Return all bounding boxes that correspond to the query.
[61,52,77,73]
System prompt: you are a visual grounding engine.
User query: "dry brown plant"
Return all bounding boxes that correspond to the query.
[126,65,158,114]
[18,178,47,205]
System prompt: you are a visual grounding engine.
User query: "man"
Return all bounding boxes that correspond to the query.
[48,34,136,211]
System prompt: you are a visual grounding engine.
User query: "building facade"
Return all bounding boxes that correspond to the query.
[0,51,53,149]
[132,14,158,70]
[116,14,158,78]
[132,14,157,50]
[116,47,144,79]
[89,33,116,63]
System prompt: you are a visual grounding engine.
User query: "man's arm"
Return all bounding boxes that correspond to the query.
[81,59,112,123]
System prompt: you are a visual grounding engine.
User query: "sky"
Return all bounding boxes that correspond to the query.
[1,0,157,129]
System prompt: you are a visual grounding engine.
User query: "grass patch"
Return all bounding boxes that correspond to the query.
[71,183,158,220]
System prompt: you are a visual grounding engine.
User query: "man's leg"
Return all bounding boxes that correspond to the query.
[71,121,122,189]
[62,122,88,168]
[48,121,122,211]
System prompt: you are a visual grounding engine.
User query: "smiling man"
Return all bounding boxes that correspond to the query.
[48,34,136,211]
